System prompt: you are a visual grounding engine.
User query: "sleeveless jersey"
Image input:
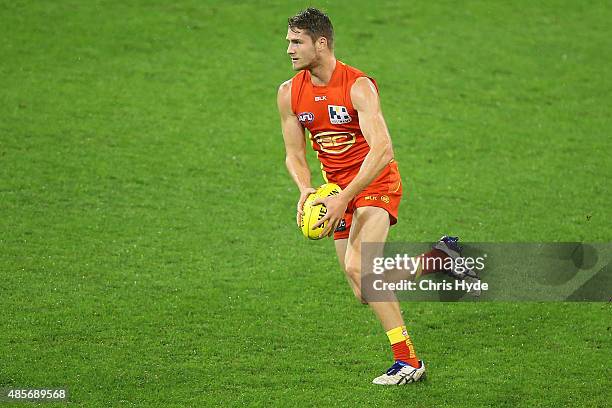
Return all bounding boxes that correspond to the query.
[290,61,377,185]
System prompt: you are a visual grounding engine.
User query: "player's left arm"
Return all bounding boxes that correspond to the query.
[312,77,394,236]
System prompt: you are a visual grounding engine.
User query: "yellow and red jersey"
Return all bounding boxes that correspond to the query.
[290,61,377,187]
[290,61,403,239]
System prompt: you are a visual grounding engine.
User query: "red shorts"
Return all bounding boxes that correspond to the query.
[331,161,403,240]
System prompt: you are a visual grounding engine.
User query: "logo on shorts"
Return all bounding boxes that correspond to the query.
[335,219,347,232]
[364,195,389,203]
[298,112,315,125]
[328,105,352,124]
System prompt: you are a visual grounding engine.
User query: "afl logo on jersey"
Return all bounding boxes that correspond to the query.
[298,112,315,125]
[328,105,352,124]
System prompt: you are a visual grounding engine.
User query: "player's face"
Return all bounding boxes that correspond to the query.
[286,28,318,71]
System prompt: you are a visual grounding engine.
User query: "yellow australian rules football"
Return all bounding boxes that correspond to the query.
[300,183,342,240]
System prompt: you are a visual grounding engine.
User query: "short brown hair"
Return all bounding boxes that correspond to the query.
[288,8,334,50]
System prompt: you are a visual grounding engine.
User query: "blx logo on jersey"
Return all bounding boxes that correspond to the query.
[298,112,315,125]
[328,105,352,124]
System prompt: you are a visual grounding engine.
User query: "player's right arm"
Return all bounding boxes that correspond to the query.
[277,80,316,226]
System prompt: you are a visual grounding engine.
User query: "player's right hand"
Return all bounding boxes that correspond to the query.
[296,187,317,227]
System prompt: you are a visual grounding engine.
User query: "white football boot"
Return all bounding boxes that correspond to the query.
[433,235,481,296]
[372,360,426,385]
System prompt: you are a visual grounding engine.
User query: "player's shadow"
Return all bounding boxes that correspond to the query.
[566,261,611,301]
[536,243,598,286]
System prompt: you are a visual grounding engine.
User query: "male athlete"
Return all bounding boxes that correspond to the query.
[277,8,476,385]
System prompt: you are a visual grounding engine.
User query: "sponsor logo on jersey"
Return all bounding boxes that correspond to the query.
[314,95,327,101]
[298,112,315,125]
[311,131,356,154]
[328,105,352,124]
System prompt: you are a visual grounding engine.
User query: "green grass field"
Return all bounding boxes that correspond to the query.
[1,0,611,406]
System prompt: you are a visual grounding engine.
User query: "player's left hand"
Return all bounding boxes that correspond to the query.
[311,194,350,238]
